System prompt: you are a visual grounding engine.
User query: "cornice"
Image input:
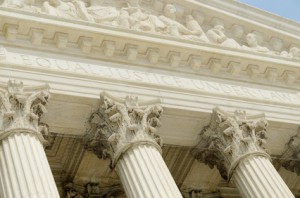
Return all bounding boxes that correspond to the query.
[0,9,299,90]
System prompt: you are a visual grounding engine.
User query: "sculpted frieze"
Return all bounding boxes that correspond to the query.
[206,25,240,49]
[1,0,299,58]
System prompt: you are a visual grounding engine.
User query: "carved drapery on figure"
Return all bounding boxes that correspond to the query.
[84,92,163,168]
[242,33,270,53]
[206,25,240,48]
[192,107,269,180]
[278,128,300,175]
[0,80,50,143]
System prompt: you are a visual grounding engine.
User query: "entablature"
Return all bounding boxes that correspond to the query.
[0,2,300,88]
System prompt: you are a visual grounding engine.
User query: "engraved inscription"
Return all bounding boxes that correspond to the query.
[6,52,300,105]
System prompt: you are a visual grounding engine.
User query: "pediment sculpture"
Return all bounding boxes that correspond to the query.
[1,0,299,59]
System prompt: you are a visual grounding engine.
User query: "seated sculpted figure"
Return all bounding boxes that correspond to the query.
[159,4,198,37]
[242,33,270,53]
[127,1,165,32]
[281,47,300,58]
[185,15,209,43]
[206,25,240,49]
[86,0,119,24]
[42,0,78,19]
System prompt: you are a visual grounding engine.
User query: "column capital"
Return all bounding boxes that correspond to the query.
[0,80,50,143]
[84,92,163,167]
[280,128,300,175]
[192,107,269,180]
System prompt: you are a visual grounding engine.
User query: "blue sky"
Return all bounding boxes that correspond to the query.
[238,0,300,22]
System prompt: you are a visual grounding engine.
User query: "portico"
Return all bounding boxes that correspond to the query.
[0,0,299,197]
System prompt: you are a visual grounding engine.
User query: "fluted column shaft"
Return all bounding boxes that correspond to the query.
[193,108,295,198]
[233,156,294,198]
[85,92,183,198]
[0,81,59,198]
[116,144,182,198]
[0,133,60,198]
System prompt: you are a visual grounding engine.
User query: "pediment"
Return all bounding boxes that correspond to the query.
[1,0,300,58]
[0,0,300,89]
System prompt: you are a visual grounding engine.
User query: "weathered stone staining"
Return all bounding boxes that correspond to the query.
[1,0,299,58]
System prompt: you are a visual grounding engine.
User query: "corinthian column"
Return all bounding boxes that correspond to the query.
[192,107,294,198]
[0,81,59,198]
[85,92,182,198]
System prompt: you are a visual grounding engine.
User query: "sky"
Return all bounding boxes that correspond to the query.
[238,0,300,23]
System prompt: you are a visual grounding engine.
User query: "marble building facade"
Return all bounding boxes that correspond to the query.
[0,0,299,197]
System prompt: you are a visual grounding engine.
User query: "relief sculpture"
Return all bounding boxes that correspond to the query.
[242,33,270,53]
[42,0,78,19]
[159,4,198,37]
[0,0,299,59]
[85,0,119,24]
[207,25,241,49]
[281,46,300,58]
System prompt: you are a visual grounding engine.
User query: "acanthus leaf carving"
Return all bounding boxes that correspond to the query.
[84,92,163,168]
[0,80,50,144]
[192,107,269,180]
